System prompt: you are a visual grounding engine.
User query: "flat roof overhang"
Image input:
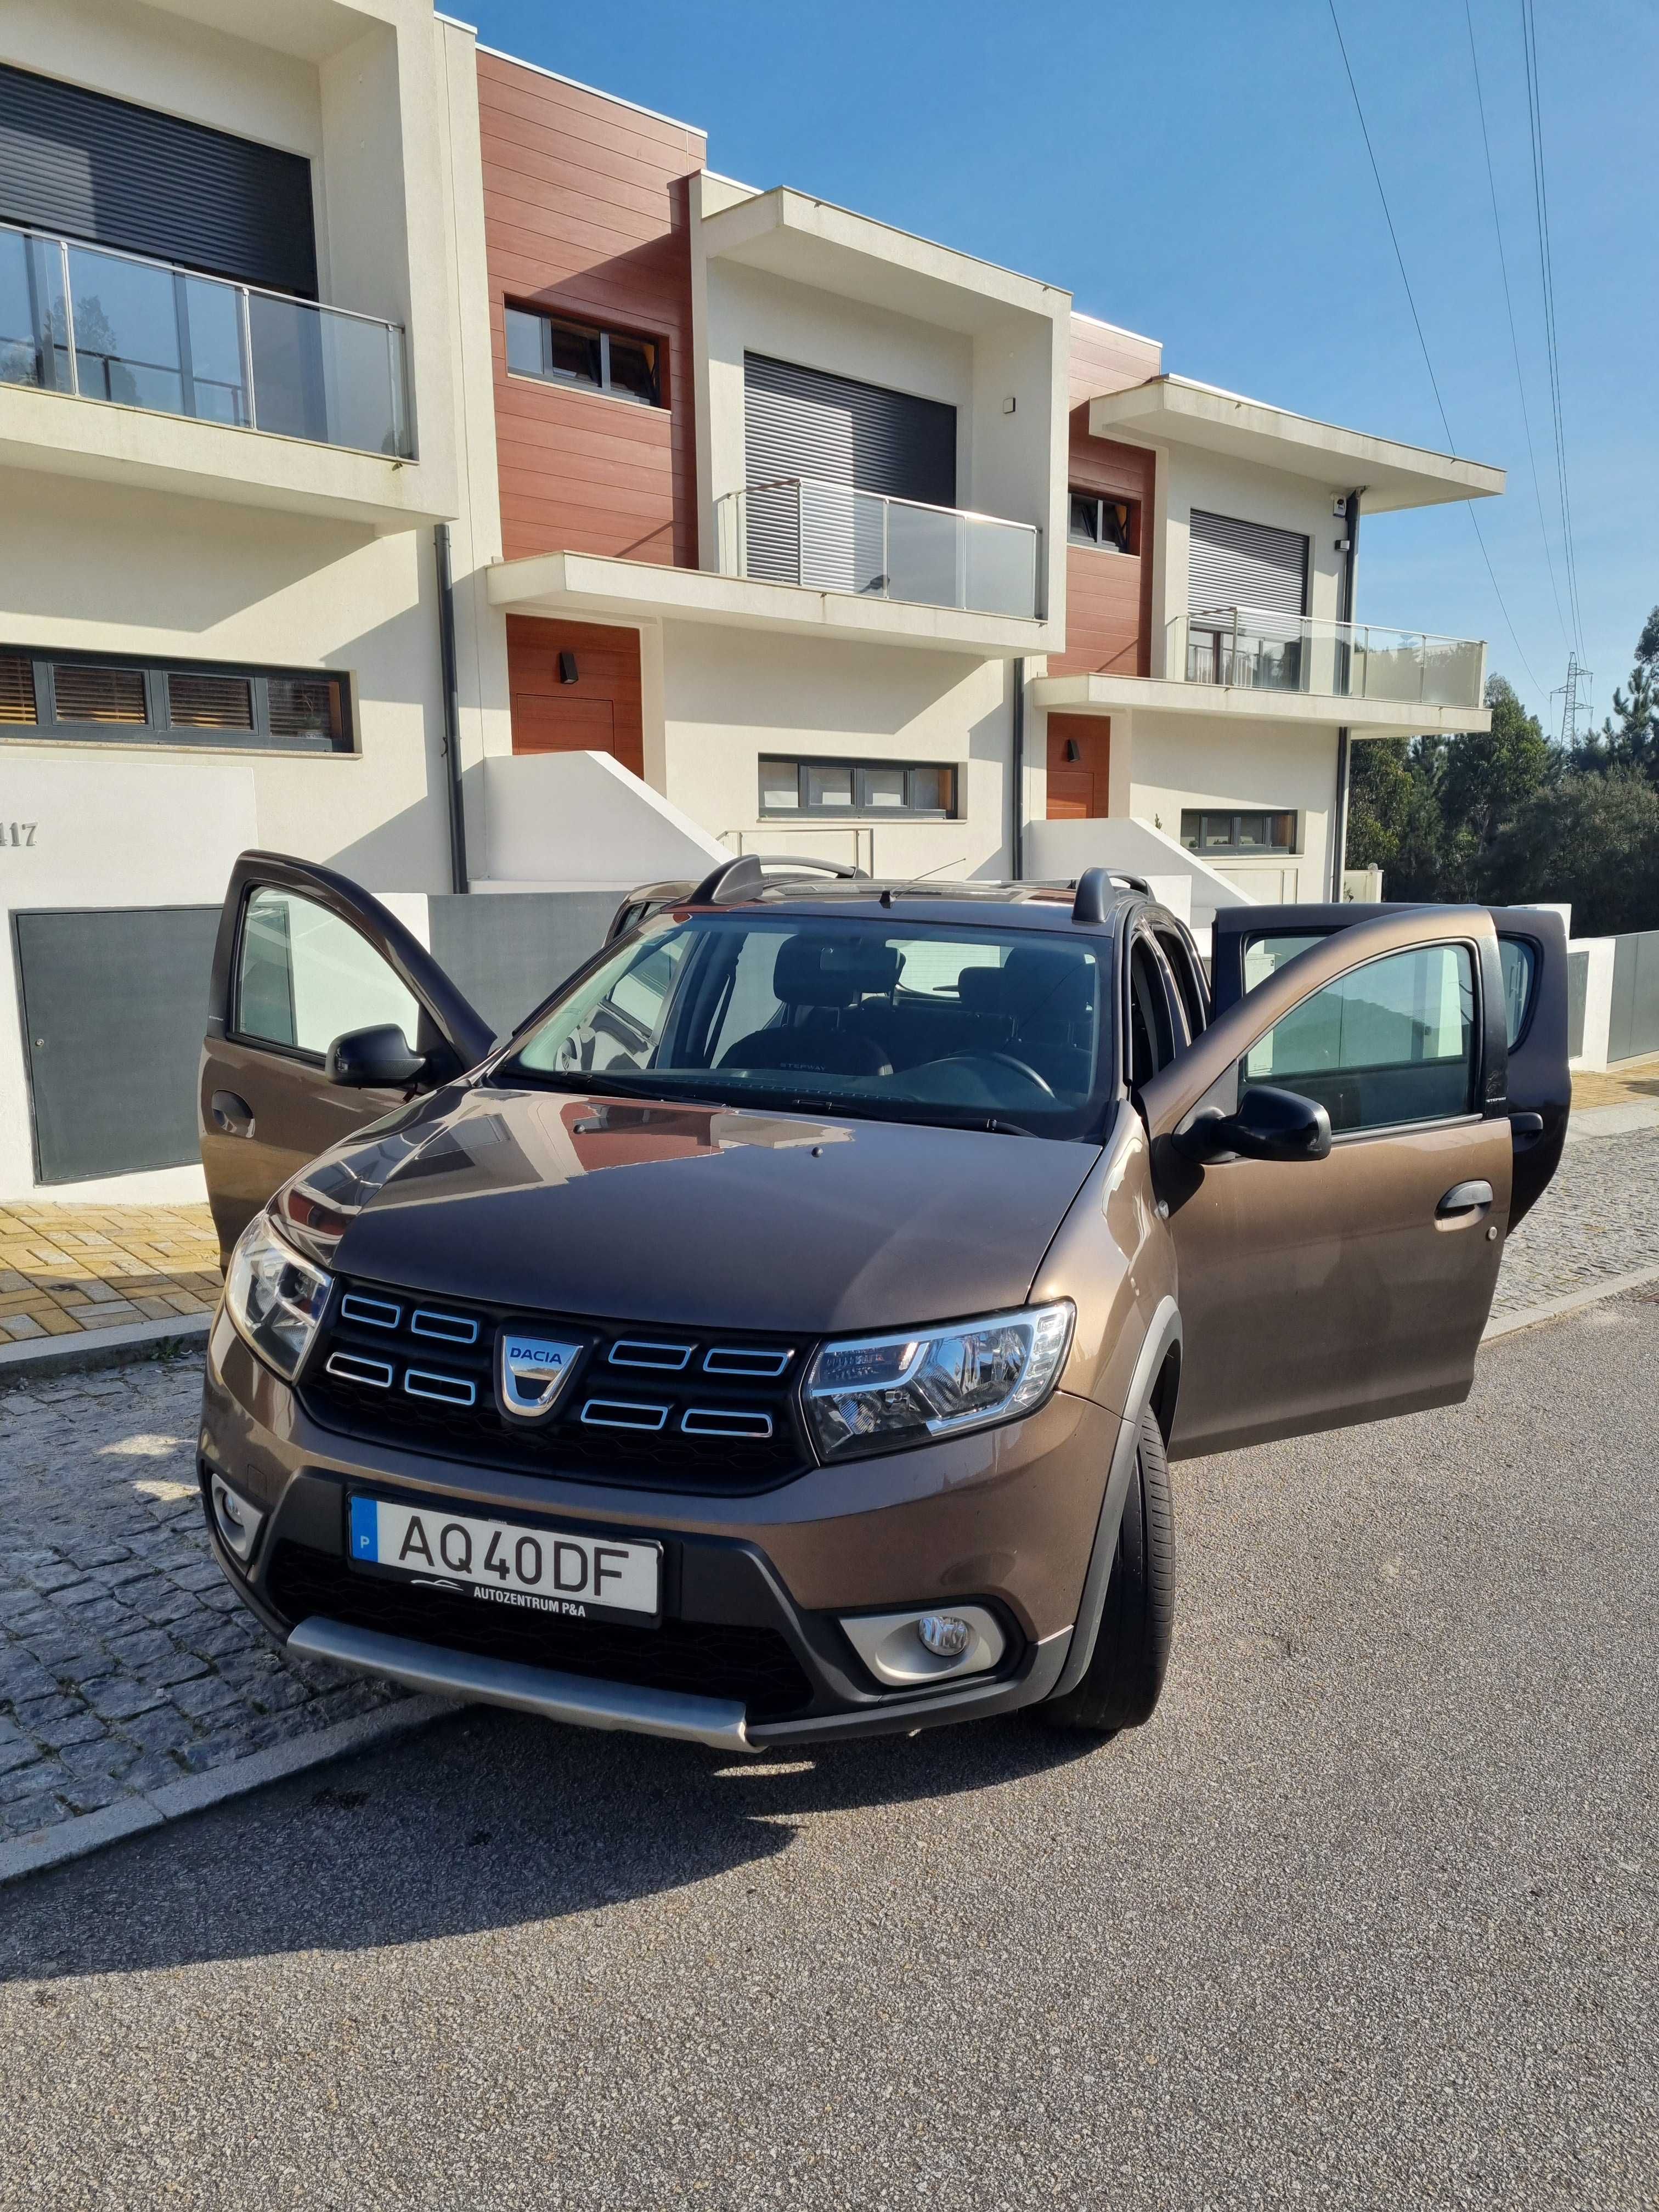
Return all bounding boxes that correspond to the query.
[1086,377,1505,514]
[699,187,1069,334]
[1033,672,1491,736]
[488,550,1057,658]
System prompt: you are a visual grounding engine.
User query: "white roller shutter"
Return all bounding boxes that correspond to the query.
[1188,510,1308,619]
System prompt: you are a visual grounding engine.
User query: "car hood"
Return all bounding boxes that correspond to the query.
[298,1085,1101,1334]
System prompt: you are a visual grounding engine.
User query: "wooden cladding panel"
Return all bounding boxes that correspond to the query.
[1067,314,1161,407]
[1052,429,1156,679]
[506,614,643,777]
[479,53,705,569]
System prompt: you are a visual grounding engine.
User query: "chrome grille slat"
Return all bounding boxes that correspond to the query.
[703,1345,793,1378]
[404,1368,477,1408]
[340,1295,400,1331]
[581,1398,672,1432]
[325,1351,394,1390]
[681,1407,775,1440]
[608,1339,695,1372]
[410,1309,479,1346]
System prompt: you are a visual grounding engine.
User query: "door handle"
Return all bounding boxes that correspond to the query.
[211,1091,255,1139]
[1436,1178,1493,1218]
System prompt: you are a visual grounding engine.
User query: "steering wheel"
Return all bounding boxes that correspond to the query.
[934,1051,1057,1100]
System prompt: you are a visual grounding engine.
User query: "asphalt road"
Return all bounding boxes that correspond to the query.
[3,1295,1656,2212]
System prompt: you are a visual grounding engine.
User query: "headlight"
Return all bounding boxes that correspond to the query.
[803,1300,1075,1460]
[224,1211,332,1382]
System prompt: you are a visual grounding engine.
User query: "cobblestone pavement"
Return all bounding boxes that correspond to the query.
[0,1203,219,1347]
[2,1124,1655,1847]
[0,1359,402,1843]
[1489,1124,1659,1317]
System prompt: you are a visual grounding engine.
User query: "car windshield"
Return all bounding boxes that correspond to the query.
[500,912,1113,1139]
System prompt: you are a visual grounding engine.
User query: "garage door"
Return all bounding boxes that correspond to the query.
[743,354,956,589]
[1188,510,1308,620]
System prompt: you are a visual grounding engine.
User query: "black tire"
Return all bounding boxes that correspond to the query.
[1042,1402,1174,1734]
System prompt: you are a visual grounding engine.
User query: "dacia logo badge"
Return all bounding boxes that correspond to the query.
[496,1330,584,1422]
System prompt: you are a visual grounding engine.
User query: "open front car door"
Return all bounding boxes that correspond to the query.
[199,853,496,1265]
[1139,906,1514,1458]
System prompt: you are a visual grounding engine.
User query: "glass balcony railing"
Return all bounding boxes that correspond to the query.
[1167,606,1485,712]
[0,221,411,459]
[715,477,1041,620]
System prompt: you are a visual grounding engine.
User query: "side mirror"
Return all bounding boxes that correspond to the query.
[325,1024,425,1090]
[1173,1083,1332,1165]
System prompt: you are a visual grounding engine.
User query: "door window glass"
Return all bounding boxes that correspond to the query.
[1242,930,1327,995]
[1498,937,1537,1047]
[236,888,419,1059]
[1127,937,1175,1087]
[528,930,691,1077]
[1245,943,1476,1133]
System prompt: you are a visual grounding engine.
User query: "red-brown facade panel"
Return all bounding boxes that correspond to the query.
[506,614,644,777]
[479,54,705,569]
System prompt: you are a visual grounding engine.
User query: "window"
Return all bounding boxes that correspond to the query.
[759,757,958,818]
[1498,938,1537,1048]
[0,647,351,752]
[1244,943,1477,1134]
[504,306,663,407]
[1181,809,1297,856]
[1068,491,1137,553]
[509,913,1107,1137]
[1127,936,1176,1087]
[236,888,419,1059]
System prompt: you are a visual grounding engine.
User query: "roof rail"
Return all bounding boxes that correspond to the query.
[685,853,870,905]
[1070,867,1150,923]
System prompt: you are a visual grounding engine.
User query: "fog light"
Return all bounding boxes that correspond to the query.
[839,1604,1005,1687]
[917,1613,972,1658]
[211,1472,265,1568]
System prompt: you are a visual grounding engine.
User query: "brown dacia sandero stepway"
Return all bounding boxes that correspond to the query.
[196,851,1570,1752]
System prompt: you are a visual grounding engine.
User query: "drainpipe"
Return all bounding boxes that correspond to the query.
[1009,657,1026,881]
[434,523,469,894]
[1329,488,1363,900]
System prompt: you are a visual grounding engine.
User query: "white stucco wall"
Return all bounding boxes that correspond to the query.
[657,623,1014,880]
[1126,709,1339,906]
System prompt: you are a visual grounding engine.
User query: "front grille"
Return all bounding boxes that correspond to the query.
[266,1542,814,1720]
[301,1276,811,1494]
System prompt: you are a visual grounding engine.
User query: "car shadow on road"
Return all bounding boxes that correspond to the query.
[2,1705,1105,1985]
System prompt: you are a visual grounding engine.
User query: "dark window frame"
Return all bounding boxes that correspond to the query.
[758,755,961,821]
[0,643,353,754]
[1067,488,1138,554]
[1180,808,1298,857]
[503,303,665,409]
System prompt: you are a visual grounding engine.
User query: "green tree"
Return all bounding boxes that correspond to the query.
[1487,770,1659,935]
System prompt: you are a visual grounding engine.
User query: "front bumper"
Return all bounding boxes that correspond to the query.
[200,1309,1118,1749]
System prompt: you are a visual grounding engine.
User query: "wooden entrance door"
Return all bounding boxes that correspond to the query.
[1046,714,1111,818]
[506,616,644,776]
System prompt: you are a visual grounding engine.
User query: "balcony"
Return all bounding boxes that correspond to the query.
[715,478,1042,622]
[1170,607,1485,712]
[0,221,410,460]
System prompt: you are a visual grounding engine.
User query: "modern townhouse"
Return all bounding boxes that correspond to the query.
[0,2,1503,1209]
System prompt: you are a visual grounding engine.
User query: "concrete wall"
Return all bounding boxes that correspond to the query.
[656,622,1014,879]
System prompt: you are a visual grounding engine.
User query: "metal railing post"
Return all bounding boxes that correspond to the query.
[59,238,78,396]
[797,479,805,587]
[881,495,890,600]
[240,288,257,429]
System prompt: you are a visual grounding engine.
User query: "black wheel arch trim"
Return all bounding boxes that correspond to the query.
[1048,1294,1182,1700]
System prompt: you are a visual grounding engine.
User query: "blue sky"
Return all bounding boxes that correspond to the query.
[468,0,1657,737]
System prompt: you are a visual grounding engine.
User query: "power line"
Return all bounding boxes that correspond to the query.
[1521,0,1586,660]
[1463,0,1570,656]
[1324,0,1544,704]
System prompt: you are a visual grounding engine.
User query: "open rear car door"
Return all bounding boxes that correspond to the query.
[199,853,495,1265]
[1209,900,1570,1225]
[1141,906,1517,1459]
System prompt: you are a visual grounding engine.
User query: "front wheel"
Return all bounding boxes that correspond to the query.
[1042,1403,1174,1734]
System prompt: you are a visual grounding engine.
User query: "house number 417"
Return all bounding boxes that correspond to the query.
[2,823,38,847]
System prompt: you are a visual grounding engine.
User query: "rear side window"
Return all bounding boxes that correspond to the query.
[236,887,418,1058]
[1127,937,1176,1087]
[1243,931,1327,994]
[1244,943,1477,1134]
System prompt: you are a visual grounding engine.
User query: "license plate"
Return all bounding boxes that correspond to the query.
[348,1496,660,1624]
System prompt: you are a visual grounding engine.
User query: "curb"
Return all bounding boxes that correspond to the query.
[1481,1262,1659,1342]
[0,1312,211,1386]
[0,1692,456,1888]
